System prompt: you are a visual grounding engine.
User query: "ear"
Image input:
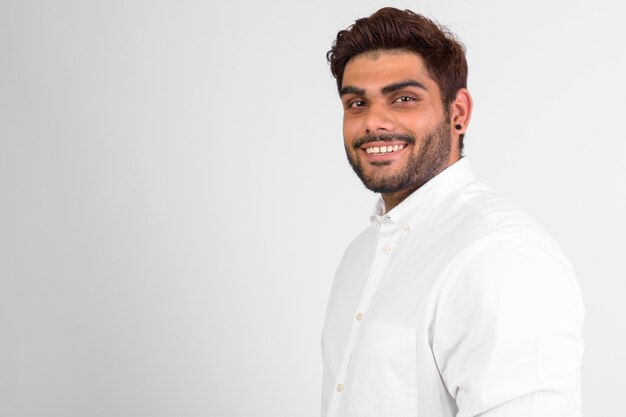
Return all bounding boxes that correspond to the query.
[450,88,473,134]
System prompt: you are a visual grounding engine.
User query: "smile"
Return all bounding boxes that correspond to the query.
[364,144,405,155]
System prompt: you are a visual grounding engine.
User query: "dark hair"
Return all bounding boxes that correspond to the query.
[327,7,468,110]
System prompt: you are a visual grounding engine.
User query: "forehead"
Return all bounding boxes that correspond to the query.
[342,50,437,93]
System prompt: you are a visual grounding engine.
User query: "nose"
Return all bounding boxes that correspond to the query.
[363,102,395,134]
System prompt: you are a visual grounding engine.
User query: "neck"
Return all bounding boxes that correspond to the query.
[380,156,461,214]
[381,188,415,213]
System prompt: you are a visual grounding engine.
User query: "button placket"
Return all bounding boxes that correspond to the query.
[327,221,402,417]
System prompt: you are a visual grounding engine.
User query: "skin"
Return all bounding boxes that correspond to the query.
[340,50,473,212]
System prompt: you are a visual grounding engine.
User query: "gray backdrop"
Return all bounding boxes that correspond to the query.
[1,0,624,416]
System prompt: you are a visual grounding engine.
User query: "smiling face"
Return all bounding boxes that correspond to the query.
[341,50,462,209]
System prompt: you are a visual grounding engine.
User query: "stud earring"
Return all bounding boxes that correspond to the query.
[455,124,462,130]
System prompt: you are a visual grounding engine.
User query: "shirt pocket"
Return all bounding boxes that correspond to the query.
[348,322,418,417]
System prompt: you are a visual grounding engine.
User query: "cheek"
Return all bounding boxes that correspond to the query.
[343,115,363,139]
[342,119,358,143]
[396,113,431,133]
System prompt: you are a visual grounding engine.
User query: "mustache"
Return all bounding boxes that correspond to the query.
[353,133,416,149]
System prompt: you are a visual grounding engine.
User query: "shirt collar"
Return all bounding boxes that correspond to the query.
[370,158,476,228]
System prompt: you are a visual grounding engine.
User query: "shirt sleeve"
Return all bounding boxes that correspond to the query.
[432,237,585,417]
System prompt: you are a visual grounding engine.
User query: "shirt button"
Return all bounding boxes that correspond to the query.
[383,246,390,254]
[402,224,411,232]
[355,312,363,321]
[336,383,344,392]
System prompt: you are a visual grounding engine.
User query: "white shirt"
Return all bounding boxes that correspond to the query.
[321,158,584,417]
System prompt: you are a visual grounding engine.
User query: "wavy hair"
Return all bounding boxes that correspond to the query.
[327,7,467,109]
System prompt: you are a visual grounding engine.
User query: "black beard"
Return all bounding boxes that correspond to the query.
[345,118,452,194]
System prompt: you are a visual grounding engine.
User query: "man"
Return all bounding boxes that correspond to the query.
[321,7,584,417]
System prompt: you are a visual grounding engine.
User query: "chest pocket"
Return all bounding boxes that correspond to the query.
[349,322,418,417]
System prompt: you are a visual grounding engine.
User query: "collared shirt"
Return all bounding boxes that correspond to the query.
[321,158,584,417]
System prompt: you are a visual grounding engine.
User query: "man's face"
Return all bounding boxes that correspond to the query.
[340,51,459,195]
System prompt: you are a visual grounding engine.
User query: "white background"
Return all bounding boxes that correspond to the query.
[1,0,624,416]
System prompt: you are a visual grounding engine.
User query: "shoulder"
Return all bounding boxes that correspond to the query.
[448,180,570,262]
[435,193,585,330]
[435,180,584,315]
[339,224,378,263]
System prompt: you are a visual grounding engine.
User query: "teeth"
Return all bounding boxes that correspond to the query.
[365,144,405,155]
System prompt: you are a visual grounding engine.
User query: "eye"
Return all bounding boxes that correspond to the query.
[348,100,367,108]
[394,96,416,103]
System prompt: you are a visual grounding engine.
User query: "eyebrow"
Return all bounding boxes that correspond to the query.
[339,79,428,97]
[381,79,428,94]
[339,86,366,97]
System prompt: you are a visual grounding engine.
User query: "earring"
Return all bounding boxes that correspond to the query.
[455,124,462,130]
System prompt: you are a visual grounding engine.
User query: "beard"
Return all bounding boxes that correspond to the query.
[345,117,452,194]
